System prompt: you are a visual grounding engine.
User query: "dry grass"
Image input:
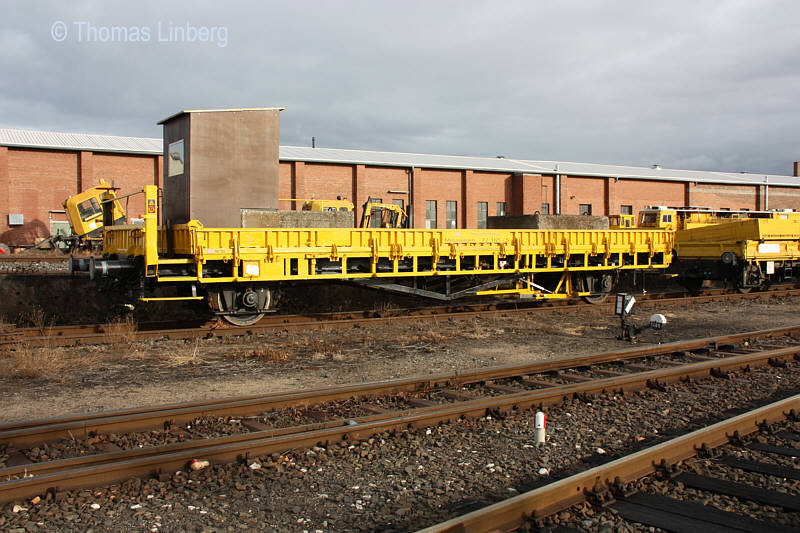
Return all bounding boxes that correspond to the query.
[462,324,506,339]
[102,315,138,345]
[21,307,50,333]
[373,301,401,315]
[160,338,207,367]
[308,338,339,355]
[0,314,12,334]
[2,335,105,381]
[405,329,449,344]
[243,346,293,363]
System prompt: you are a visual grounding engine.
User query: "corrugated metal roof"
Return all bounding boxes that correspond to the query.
[1,128,798,187]
[281,146,800,187]
[0,128,162,155]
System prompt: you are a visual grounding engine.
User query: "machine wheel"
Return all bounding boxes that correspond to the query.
[736,263,762,294]
[210,286,272,326]
[581,273,614,304]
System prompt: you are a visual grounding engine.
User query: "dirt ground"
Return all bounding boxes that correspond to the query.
[0,295,798,423]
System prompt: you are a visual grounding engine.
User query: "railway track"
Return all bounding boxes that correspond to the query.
[0,325,798,510]
[2,285,798,347]
[421,396,800,532]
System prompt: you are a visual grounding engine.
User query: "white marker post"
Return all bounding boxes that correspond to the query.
[534,411,546,445]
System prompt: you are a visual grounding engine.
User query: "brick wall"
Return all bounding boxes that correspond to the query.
[0,147,160,246]
[3,143,800,247]
[413,168,462,228]
[359,166,409,222]
[303,162,355,204]
[612,178,685,214]
[278,162,293,209]
[687,182,759,211]
[559,176,605,215]
[764,186,800,210]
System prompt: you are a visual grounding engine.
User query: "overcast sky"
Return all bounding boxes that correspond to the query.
[1,1,798,175]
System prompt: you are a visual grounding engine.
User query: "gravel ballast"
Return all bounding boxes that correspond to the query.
[2,357,798,532]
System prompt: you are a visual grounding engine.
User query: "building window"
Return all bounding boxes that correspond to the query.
[620,205,633,215]
[392,199,404,210]
[579,204,592,215]
[496,202,506,217]
[425,200,437,229]
[540,203,550,215]
[477,202,488,229]
[446,200,457,229]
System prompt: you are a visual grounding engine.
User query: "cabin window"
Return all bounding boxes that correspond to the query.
[640,212,658,225]
[78,198,102,221]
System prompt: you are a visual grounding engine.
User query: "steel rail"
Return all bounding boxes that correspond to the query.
[418,394,800,533]
[0,345,796,506]
[2,286,798,348]
[1,325,798,447]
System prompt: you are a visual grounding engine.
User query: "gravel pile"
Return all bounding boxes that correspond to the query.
[2,359,797,532]
[0,258,69,274]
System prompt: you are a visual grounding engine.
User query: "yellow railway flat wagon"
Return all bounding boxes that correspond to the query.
[672,217,800,291]
[87,186,674,324]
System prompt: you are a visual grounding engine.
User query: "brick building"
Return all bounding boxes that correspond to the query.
[1,128,799,247]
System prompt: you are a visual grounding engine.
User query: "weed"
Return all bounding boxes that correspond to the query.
[19,307,52,333]
[163,338,206,367]
[308,338,338,354]
[373,301,400,315]
[244,346,292,363]
[102,315,137,345]
[5,336,103,381]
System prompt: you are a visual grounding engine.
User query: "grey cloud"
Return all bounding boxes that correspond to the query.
[0,0,799,175]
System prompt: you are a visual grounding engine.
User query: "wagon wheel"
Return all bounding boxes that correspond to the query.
[581,273,614,304]
[736,263,762,294]
[209,287,271,326]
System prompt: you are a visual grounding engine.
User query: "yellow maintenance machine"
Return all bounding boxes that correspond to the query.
[61,179,126,250]
[288,196,407,228]
[76,185,674,325]
[359,197,408,228]
[637,205,800,290]
[299,198,355,212]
